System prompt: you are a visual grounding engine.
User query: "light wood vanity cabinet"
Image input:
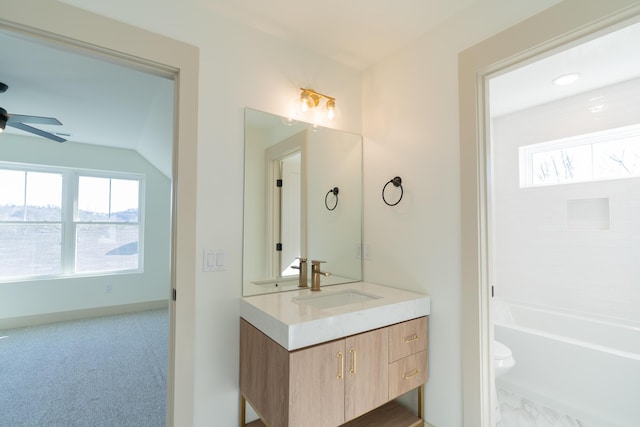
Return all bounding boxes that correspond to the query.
[388,317,428,400]
[343,327,389,421]
[240,316,428,427]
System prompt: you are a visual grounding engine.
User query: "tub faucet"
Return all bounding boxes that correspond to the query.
[291,257,308,288]
[311,260,331,292]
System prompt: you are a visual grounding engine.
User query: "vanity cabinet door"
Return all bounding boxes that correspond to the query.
[344,327,389,421]
[290,327,390,425]
[289,339,346,427]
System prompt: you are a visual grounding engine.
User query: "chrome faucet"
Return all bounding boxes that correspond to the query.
[291,257,308,288]
[311,260,331,292]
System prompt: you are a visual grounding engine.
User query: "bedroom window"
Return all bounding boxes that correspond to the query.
[75,176,141,273]
[519,123,640,187]
[0,164,143,281]
[0,169,63,278]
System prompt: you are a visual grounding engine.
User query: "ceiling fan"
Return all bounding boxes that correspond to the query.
[0,82,67,143]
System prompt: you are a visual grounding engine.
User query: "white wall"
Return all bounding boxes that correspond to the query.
[243,125,271,285]
[492,77,640,323]
[306,129,362,280]
[54,1,363,425]
[361,0,560,425]
[0,133,171,325]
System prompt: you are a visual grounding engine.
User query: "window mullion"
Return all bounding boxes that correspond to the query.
[108,178,113,221]
[22,172,28,221]
[61,171,77,274]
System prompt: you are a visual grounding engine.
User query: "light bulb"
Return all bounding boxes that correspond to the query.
[326,99,336,120]
[300,94,310,112]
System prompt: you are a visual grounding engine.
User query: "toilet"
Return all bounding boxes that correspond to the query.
[494,339,515,377]
[493,340,515,426]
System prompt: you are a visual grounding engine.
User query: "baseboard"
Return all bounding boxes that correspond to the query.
[0,300,168,329]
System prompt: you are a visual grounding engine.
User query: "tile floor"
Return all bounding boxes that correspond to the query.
[496,388,595,427]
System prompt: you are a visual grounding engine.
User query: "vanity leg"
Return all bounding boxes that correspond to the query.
[418,384,424,420]
[240,394,246,427]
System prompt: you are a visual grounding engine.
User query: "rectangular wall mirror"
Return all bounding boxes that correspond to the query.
[243,108,363,296]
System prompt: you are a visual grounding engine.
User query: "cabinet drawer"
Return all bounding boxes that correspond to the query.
[388,317,427,362]
[388,350,428,400]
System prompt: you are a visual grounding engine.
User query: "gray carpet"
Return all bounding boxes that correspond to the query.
[0,309,168,427]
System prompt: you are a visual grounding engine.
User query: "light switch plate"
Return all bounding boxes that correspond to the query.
[203,249,225,272]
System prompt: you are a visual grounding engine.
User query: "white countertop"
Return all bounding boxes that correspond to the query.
[240,281,430,350]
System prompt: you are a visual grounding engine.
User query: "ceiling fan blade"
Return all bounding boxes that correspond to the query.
[7,114,62,126]
[7,122,67,143]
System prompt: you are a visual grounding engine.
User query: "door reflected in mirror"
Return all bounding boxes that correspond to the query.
[243,108,363,296]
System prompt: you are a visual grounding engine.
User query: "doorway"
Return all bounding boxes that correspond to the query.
[0,25,173,427]
[266,135,305,278]
[487,19,640,426]
[459,1,640,425]
[1,3,199,426]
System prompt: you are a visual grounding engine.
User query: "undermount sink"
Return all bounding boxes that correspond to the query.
[240,282,430,350]
[294,289,380,309]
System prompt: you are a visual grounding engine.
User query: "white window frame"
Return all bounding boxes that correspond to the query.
[0,162,144,281]
[519,123,640,188]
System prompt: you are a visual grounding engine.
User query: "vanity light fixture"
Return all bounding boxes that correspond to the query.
[552,73,581,86]
[300,88,336,120]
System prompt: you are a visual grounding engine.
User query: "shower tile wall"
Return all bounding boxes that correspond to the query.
[491,77,640,324]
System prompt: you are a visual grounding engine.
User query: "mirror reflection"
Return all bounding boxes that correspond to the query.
[243,108,363,296]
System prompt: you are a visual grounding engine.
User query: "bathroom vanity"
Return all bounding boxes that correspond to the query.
[240,110,428,425]
[239,282,430,427]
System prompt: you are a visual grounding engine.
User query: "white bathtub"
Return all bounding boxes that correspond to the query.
[493,299,640,427]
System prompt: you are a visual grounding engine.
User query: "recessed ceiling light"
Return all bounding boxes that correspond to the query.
[553,73,581,86]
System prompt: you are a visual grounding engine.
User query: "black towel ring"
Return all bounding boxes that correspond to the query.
[325,187,339,211]
[382,176,403,206]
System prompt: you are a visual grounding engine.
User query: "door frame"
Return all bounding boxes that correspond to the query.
[265,137,307,278]
[459,0,640,425]
[0,2,199,426]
